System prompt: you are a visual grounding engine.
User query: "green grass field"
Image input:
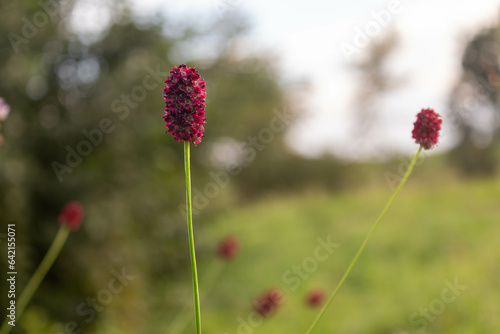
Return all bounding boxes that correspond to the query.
[166,175,500,334]
[19,173,499,334]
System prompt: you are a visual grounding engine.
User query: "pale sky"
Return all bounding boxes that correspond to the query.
[235,0,500,160]
[80,0,500,160]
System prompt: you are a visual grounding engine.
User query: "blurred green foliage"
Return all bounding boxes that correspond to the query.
[448,24,500,176]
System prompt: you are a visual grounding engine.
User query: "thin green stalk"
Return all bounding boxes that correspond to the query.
[184,141,202,334]
[0,225,70,334]
[167,259,225,333]
[306,146,423,334]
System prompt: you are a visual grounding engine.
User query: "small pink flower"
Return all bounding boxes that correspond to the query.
[163,64,206,145]
[0,98,10,122]
[58,202,84,231]
[306,289,325,307]
[216,236,240,260]
[412,108,442,150]
[254,288,284,317]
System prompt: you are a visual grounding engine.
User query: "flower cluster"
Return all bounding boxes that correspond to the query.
[58,202,84,231]
[163,64,206,145]
[412,108,442,150]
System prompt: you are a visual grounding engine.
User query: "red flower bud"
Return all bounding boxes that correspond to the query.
[412,108,442,150]
[216,236,240,260]
[254,288,284,317]
[58,202,84,231]
[306,289,326,307]
[163,64,206,145]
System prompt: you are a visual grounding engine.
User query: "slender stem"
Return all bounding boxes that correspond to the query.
[167,259,225,333]
[0,225,70,334]
[306,146,423,334]
[184,141,202,334]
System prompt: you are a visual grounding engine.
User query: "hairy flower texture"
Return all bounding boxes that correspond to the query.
[217,236,240,260]
[254,288,284,317]
[163,64,206,145]
[412,108,442,150]
[306,289,326,307]
[0,97,10,122]
[58,202,84,231]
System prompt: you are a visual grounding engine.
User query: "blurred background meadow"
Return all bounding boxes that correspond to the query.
[0,0,499,333]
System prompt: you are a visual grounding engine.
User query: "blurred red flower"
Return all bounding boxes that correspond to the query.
[254,288,284,317]
[217,236,240,260]
[58,202,84,231]
[306,289,326,307]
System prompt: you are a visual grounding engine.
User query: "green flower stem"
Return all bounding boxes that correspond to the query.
[0,225,71,334]
[306,146,423,334]
[184,141,202,334]
[167,259,225,333]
